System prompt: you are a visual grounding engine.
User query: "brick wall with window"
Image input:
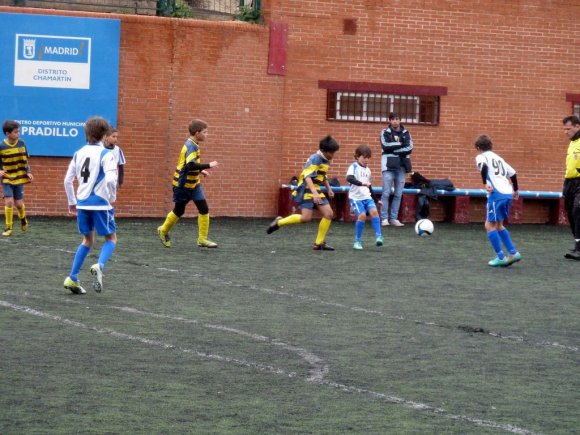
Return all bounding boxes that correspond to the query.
[4,1,580,222]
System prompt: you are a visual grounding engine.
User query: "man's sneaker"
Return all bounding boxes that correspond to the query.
[375,235,384,247]
[353,241,363,250]
[157,226,172,247]
[381,219,390,227]
[2,227,12,237]
[64,277,86,295]
[389,219,404,227]
[198,239,218,248]
[507,251,522,265]
[564,250,580,261]
[488,256,509,267]
[267,216,282,234]
[90,263,103,293]
[20,217,28,231]
[313,242,335,251]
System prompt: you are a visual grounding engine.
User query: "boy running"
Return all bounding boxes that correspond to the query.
[63,117,118,294]
[267,135,340,250]
[346,144,383,250]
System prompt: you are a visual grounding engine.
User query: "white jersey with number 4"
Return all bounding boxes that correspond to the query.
[475,151,516,195]
[64,143,117,210]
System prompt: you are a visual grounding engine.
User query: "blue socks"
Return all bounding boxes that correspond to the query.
[355,220,365,241]
[498,228,517,255]
[70,244,90,281]
[371,216,382,237]
[487,229,505,259]
[98,240,117,270]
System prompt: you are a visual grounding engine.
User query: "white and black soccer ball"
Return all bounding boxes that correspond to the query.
[415,219,434,236]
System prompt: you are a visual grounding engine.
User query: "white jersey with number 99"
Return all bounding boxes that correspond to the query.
[476,150,516,195]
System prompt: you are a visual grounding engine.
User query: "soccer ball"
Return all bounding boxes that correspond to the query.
[415,219,434,236]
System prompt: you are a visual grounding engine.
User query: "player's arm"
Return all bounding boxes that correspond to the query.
[346,174,363,186]
[394,131,414,155]
[380,129,404,153]
[478,162,489,185]
[118,164,124,187]
[510,173,519,199]
[64,156,78,211]
[304,176,322,203]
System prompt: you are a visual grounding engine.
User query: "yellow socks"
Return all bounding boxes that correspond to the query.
[17,204,25,220]
[315,217,332,245]
[160,211,179,233]
[5,206,13,230]
[278,214,302,227]
[198,213,210,241]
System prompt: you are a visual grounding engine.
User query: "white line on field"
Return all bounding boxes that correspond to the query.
[0,299,541,435]
[155,268,579,352]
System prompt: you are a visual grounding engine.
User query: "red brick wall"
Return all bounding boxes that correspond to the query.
[3,1,580,222]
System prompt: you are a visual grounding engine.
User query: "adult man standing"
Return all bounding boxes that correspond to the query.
[562,115,580,260]
[380,112,413,226]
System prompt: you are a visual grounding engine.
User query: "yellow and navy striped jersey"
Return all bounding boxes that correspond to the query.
[565,137,580,179]
[0,139,31,185]
[292,151,330,200]
[172,138,202,189]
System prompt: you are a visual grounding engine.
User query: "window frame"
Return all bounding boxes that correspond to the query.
[320,80,447,126]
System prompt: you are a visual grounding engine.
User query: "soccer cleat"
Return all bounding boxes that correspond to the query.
[353,241,363,250]
[90,263,103,293]
[375,235,384,247]
[64,277,86,295]
[2,227,12,237]
[198,238,218,248]
[389,219,404,227]
[20,217,28,231]
[312,242,335,251]
[564,250,580,261]
[267,216,282,234]
[506,251,522,266]
[381,219,390,227]
[488,256,509,267]
[157,226,172,247]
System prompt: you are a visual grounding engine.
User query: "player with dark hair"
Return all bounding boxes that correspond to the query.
[1,120,33,236]
[63,117,118,294]
[561,115,580,260]
[474,134,521,267]
[157,119,219,248]
[346,144,383,250]
[267,135,340,250]
[104,128,126,187]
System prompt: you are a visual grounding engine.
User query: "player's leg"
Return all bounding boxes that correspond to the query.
[195,198,218,248]
[14,185,27,231]
[90,209,118,292]
[158,187,190,247]
[485,200,508,266]
[389,168,405,226]
[267,199,311,234]
[2,185,14,236]
[313,201,334,251]
[368,200,383,246]
[64,210,94,294]
[351,198,365,250]
[380,170,393,226]
[564,186,580,260]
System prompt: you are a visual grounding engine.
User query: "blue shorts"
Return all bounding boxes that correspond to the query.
[173,184,205,203]
[486,197,512,222]
[349,198,377,216]
[2,183,24,200]
[77,208,116,236]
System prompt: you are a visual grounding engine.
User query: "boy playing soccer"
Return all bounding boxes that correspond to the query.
[157,119,219,248]
[267,135,340,250]
[346,144,383,250]
[474,134,522,267]
[1,120,33,236]
[63,117,118,294]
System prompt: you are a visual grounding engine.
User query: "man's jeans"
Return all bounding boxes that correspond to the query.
[381,168,406,221]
